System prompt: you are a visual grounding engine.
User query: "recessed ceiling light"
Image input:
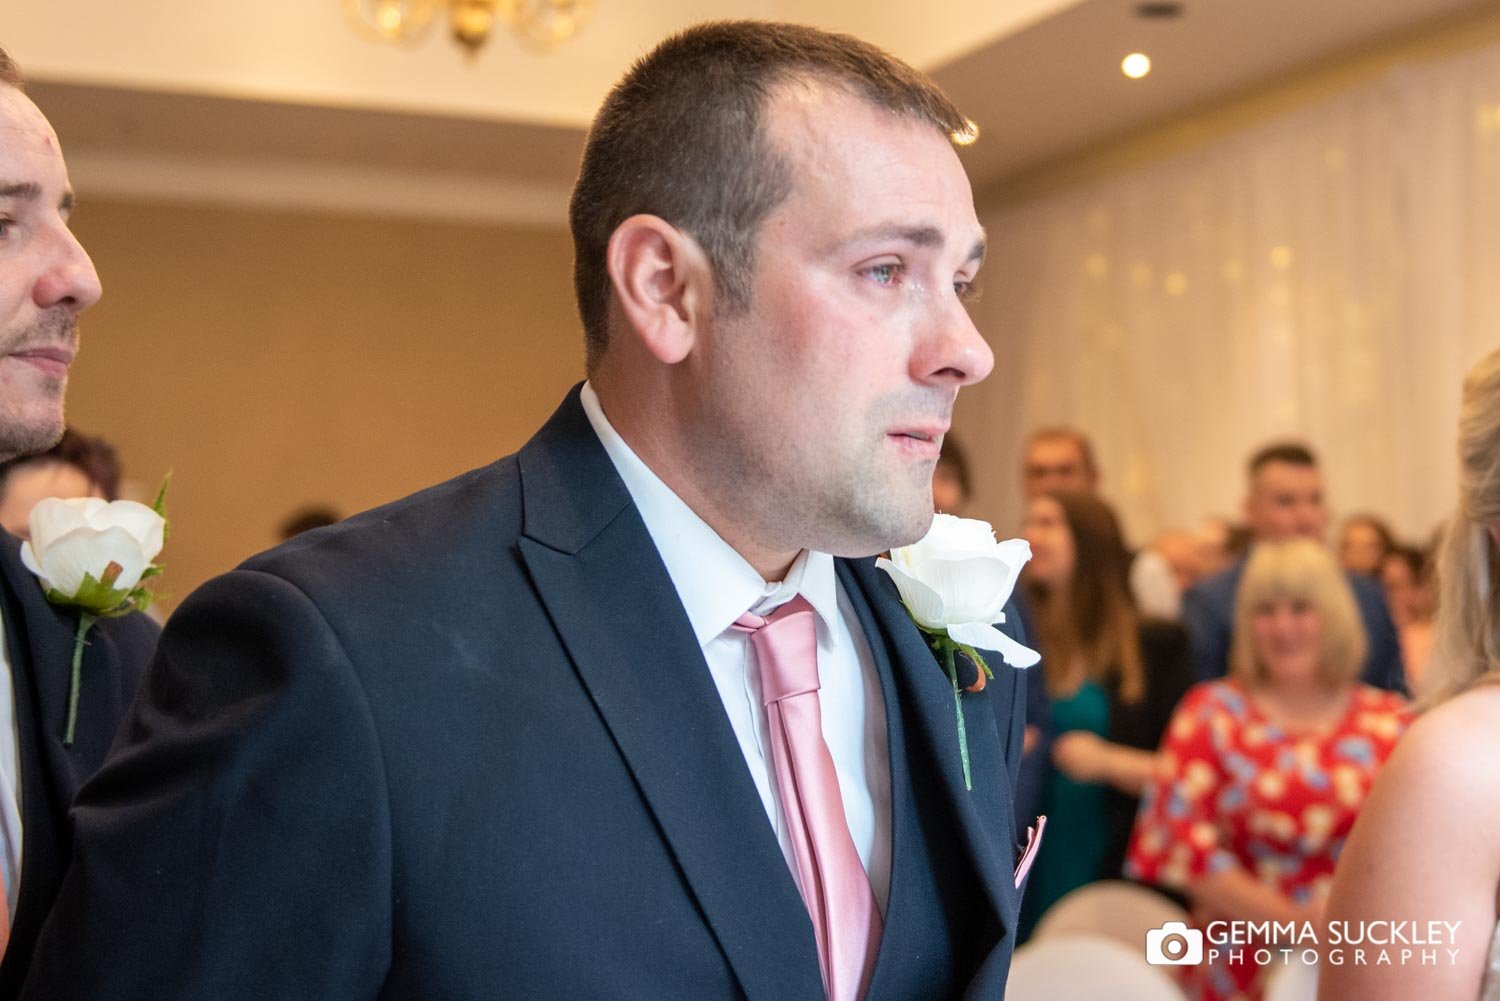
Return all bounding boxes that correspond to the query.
[1122,53,1152,79]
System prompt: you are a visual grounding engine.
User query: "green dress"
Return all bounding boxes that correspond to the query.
[1017,680,1111,940]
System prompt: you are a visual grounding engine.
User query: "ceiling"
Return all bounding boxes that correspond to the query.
[14,0,1496,226]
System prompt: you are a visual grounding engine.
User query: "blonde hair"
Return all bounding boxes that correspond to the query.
[1229,539,1367,687]
[1424,347,1500,703]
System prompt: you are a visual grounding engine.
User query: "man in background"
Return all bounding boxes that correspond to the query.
[1180,442,1404,689]
[1021,426,1099,499]
[0,49,157,993]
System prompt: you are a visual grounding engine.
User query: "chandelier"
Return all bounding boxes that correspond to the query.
[343,0,595,56]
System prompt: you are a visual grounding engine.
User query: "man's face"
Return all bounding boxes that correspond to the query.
[689,83,993,558]
[1022,436,1094,500]
[0,86,99,462]
[1245,461,1328,543]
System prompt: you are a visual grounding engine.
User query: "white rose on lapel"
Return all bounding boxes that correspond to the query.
[877,514,1040,792]
[22,497,165,607]
[877,513,1041,671]
[19,492,169,748]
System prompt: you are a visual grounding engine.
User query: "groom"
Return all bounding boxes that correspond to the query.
[24,21,1031,1001]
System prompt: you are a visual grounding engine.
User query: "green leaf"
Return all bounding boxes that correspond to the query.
[138,564,165,581]
[152,471,172,543]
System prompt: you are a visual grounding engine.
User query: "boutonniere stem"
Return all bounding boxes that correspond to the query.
[878,514,1040,791]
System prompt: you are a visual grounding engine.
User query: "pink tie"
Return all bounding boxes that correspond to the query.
[734,596,882,1001]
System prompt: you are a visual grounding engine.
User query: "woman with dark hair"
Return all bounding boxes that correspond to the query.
[1338,513,1396,577]
[1017,490,1196,935]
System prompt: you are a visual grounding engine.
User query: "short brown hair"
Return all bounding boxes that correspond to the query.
[0,46,25,90]
[1025,426,1099,478]
[569,20,970,371]
[1248,441,1317,479]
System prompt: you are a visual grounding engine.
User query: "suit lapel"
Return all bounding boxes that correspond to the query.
[840,557,1018,934]
[0,535,79,984]
[515,389,822,1001]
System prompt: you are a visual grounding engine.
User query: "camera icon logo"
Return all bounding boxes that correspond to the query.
[1145,921,1204,966]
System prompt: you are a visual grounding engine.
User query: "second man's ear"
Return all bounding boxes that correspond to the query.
[605,215,715,365]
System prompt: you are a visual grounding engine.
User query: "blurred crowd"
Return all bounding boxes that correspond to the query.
[934,426,1437,1000]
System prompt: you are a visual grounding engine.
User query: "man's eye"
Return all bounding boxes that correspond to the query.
[864,262,903,286]
[955,279,981,302]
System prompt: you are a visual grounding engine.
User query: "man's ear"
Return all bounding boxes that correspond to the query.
[605,215,714,365]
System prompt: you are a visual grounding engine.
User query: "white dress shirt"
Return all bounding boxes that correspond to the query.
[0,606,22,923]
[580,382,891,911]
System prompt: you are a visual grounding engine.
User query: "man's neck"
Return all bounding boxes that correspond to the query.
[588,376,800,582]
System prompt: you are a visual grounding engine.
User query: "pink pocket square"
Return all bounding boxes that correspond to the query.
[1013,815,1047,889]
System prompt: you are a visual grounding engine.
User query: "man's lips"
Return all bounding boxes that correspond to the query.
[10,346,75,379]
[888,425,948,456]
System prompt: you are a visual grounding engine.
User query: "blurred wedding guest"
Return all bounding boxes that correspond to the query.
[278,504,342,541]
[1194,516,1243,580]
[1180,442,1404,691]
[930,435,970,515]
[1337,513,1396,578]
[0,48,158,995]
[1017,491,1195,937]
[1130,527,1204,620]
[0,428,120,538]
[1320,347,1500,1001]
[1021,426,1098,499]
[1378,544,1435,694]
[1128,539,1412,1001]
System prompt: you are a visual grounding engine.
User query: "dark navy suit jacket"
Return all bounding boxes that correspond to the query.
[21,388,1030,1001]
[1180,557,1406,691]
[0,533,156,997]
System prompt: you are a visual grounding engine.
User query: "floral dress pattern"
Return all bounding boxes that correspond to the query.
[1125,680,1412,1001]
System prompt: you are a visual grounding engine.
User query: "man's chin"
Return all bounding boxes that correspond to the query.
[0,410,65,464]
[823,502,934,559]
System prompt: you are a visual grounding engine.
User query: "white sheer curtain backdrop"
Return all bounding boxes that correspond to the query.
[964,42,1500,546]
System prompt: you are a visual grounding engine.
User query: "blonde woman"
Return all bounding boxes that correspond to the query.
[1321,347,1500,1001]
[1128,540,1412,1001]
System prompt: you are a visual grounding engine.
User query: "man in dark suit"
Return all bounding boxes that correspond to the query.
[22,22,1033,1001]
[1181,441,1405,691]
[0,49,158,994]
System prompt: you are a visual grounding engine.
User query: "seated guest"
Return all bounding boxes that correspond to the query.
[1017,491,1195,937]
[278,504,342,542]
[1379,543,1435,694]
[0,428,121,538]
[930,435,970,515]
[1338,513,1396,577]
[1180,442,1404,691]
[1127,539,1412,1001]
[1130,527,1204,620]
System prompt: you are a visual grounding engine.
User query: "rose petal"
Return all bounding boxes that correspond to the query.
[913,553,1017,625]
[875,557,949,630]
[948,621,1042,668]
[88,500,166,560]
[36,526,151,597]
[27,498,94,555]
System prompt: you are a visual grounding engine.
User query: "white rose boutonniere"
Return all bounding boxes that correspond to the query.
[877,513,1040,790]
[20,483,168,746]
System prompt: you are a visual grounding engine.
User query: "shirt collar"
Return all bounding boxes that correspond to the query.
[580,381,839,646]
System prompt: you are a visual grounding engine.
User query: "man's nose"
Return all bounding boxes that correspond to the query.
[912,299,994,388]
[33,226,102,316]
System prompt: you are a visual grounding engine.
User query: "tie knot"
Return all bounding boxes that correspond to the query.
[733,594,819,703]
